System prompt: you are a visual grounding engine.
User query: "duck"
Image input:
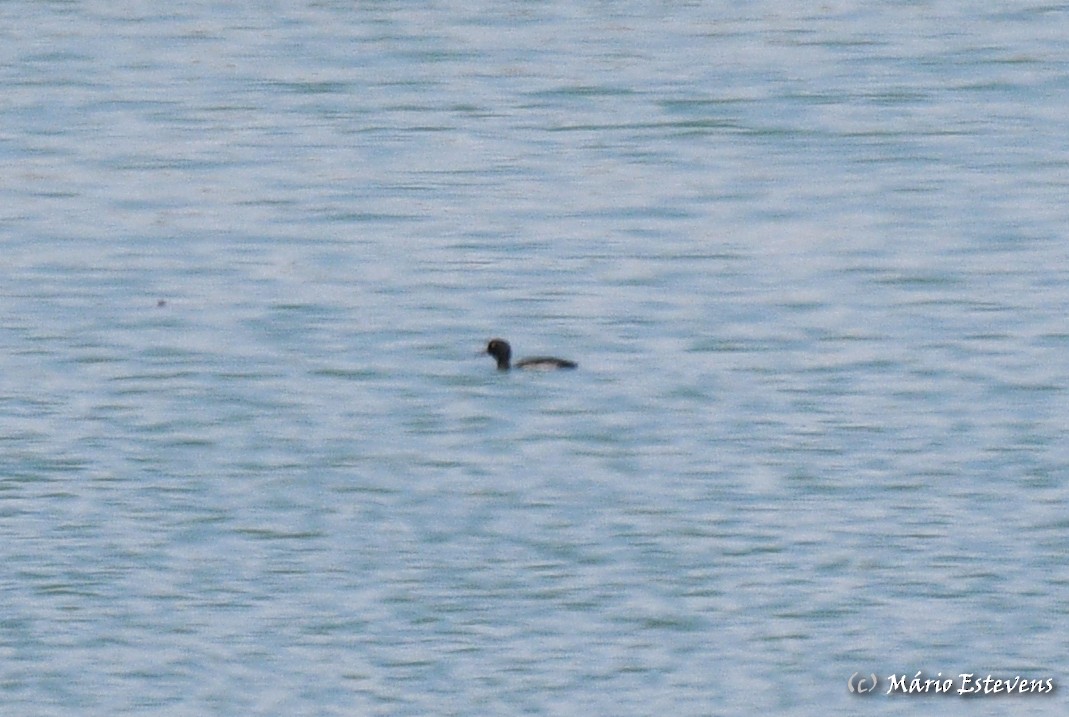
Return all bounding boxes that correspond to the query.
[485,338,577,371]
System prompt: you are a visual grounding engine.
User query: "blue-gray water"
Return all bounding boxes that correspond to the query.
[2,2,1068,715]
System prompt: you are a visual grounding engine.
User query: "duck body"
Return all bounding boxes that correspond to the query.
[486,338,577,371]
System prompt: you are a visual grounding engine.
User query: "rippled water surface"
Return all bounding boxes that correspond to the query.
[3,2,1069,715]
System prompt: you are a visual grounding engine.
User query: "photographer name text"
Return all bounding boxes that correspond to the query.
[848,671,1055,697]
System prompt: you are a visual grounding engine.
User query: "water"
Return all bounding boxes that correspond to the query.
[3,2,1068,715]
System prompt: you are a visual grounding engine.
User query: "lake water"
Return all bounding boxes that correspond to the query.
[2,2,1068,715]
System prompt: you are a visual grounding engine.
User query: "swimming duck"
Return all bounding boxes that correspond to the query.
[485,338,577,371]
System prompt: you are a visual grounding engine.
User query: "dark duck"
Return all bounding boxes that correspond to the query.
[485,339,577,371]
